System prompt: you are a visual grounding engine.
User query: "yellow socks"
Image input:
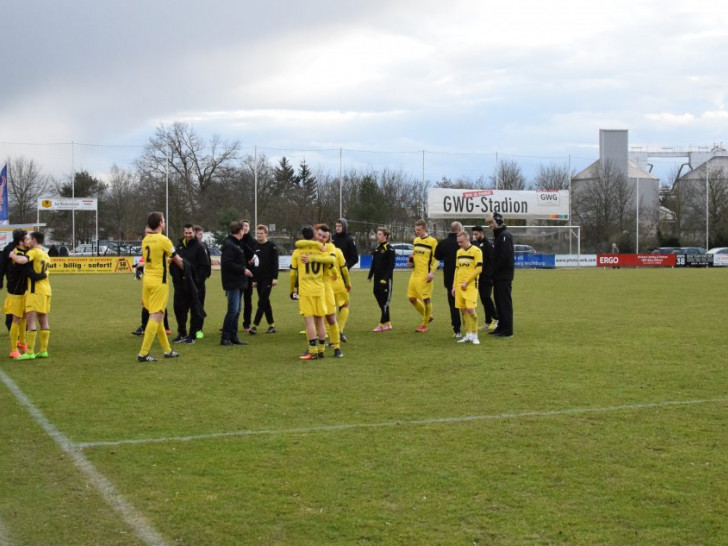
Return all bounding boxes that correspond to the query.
[39,329,50,352]
[25,330,37,355]
[337,306,350,334]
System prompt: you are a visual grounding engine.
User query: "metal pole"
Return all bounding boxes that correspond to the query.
[165,148,170,236]
[71,141,75,249]
[568,154,572,255]
[495,152,499,189]
[635,176,640,253]
[254,145,258,228]
[705,167,709,249]
[339,147,343,218]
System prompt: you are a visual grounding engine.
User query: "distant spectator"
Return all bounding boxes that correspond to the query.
[58,243,69,257]
[48,245,59,257]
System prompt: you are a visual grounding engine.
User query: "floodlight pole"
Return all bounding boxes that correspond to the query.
[705,168,710,249]
[165,148,170,236]
[339,147,343,219]
[254,145,258,228]
[635,176,640,253]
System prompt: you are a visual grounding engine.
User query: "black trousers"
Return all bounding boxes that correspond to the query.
[445,283,462,334]
[242,284,254,329]
[493,280,513,335]
[478,281,498,324]
[253,280,275,326]
[173,287,204,336]
[196,282,207,332]
[373,279,392,324]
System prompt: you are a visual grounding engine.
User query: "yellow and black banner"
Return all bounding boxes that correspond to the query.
[49,257,135,274]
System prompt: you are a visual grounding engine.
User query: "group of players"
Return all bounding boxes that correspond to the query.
[136,209,514,362]
[1,228,53,360]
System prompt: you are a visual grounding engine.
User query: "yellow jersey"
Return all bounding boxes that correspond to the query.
[141,232,176,283]
[411,235,439,277]
[455,244,483,287]
[290,240,335,297]
[26,247,52,296]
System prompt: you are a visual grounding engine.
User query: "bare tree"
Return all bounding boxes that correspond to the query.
[491,160,526,190]
[534,163,571,190]
[136,122,239,218]
[5,157,51,223]
[104,164,141,241]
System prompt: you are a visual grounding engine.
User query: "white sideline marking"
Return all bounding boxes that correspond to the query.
[0,513,11,546]
[0,369,169,546]
[76,397,728,449]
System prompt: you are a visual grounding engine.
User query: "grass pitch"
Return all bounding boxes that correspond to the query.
[1,267,727,545]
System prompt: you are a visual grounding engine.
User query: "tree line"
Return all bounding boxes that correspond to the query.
[5,122,727,252]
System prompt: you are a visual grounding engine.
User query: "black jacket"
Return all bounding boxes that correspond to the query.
[474,237,495,284]
[172,237,210,288]
[253,240,279,281]
[491,226,515,282]
[332,219,358,269]
[434,232,459,288]
[0,243,28,295]
[220,235,249,290]
[368,242,395,282]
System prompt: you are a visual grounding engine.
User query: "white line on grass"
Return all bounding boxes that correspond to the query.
[0,369,169,546]
[75,396,728,449]
[0,512,11,546]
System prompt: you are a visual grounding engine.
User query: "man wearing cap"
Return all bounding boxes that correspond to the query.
[486,212,514,338]
[472,225,498,330]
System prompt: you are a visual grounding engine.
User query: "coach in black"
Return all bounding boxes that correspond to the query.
[249,224,279,334]
[472,225,498,330]
[486,212,514,338]
[434,221,463,338]
[171,223,210,343]
[368,226,396,331]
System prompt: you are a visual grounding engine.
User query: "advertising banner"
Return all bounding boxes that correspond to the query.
[50,257,135,274]
[428,189,569,220]
[38,197,98,211]
[596,254,676,267]
[555,254,597,268]
[515,254,555,269]
[712,254,728,267]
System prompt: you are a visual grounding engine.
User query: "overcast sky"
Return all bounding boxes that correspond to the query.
[1,0,727,181]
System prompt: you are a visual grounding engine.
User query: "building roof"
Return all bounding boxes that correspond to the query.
[677,155,728,180]
[572,160,659,181]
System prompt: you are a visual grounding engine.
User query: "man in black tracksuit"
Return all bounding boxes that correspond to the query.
[249,224,279,334]
[332,218,359,270]
[434,221,463,337]
[487,212,514,338]
[240,220,257,332]
[221,221,251,346]
[472,225,498,329]
[171,223,210,343]
[368,226,396,330]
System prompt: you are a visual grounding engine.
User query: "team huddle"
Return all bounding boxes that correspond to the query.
[1,229,53,360]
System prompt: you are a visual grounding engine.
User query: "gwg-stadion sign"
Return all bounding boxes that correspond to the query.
[428,189,569,220]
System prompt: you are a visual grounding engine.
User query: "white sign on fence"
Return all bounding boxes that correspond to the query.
[37,197,98,211]
[428,189,569,220]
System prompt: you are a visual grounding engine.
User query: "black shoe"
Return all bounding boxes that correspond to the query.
[496,333,513,338]
[249,326,258,335]
[137,354,157,362]
[164,350,181,358]
[488,329,502,336]
[232,338,249,346]
[333,348,343,358]
[317,351,325,359]
[265,326,276,334]
[183,336,196,344]
[131,327,144,336]
[340,333,347,343]
[220,339,233,346]
[172,334,187,343]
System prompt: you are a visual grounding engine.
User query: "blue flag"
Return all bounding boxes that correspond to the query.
[0,165,8,225]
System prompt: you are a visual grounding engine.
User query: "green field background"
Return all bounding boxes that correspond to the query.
[1,268,727,545]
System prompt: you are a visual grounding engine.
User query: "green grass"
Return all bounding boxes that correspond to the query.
[1,268,727,544]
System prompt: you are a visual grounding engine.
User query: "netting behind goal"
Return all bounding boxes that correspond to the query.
[499,225,581,255]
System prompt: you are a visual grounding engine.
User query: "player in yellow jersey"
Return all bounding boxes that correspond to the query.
[317,224,350,357]
[452,230,483,345]
[2,229,30,358]
[407,219,439,332]
[9,231,51,360]
[290,226,336,360]
[137,212,184,362]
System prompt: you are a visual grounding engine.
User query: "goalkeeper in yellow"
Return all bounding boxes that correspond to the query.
[452,230,483,345]
[9,231,51,360]
[407,219,439,332]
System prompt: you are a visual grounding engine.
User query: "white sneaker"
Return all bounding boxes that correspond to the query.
[457,333,471,343]
[471,335,480,345]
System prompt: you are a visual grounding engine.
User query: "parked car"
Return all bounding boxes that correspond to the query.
[707,247,728,255]
[208,246,221,267]
[650,247,680,254]
[70,243,108,256]
[390,242,414,256]
[514,244,537,254]
[651,247,706,255]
